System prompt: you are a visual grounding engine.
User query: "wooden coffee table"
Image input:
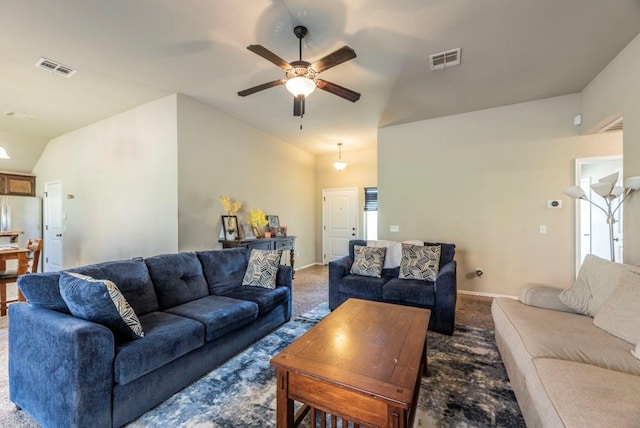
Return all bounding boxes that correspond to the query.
[270,298,431,428]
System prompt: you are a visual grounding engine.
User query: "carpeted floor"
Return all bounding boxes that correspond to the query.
[0,264,503,427]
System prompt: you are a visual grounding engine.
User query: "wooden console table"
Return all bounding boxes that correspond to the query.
[219,236,296,278]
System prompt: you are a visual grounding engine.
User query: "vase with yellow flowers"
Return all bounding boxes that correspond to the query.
[219,196,242,240]
[248,209,269,238]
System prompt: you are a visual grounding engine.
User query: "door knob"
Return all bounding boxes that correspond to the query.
[56,234,62,237]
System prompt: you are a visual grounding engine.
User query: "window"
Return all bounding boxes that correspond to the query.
[364,187,378,240]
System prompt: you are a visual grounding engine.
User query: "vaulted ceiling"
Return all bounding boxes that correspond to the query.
[1,0,639,159]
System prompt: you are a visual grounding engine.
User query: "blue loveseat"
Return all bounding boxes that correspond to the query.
[9,248,292,428]
[329,240,457,335]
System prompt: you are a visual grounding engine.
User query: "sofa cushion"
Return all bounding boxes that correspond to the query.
[17,272,67,313]
[242,249,282,288]
[338,274,387,300]
[532,358,640,428]
[593,270,640,344]
[165,295,258,341]
[197,248,249,294]
[350,245,386,278]
[59,272,144,342]
[220,286,290,316]
[398,244,440,281]
[382,278,436,307]
[493,297,640,376]
[559,254,640,316]
[114,311,205,385]
[145,253,209,309]
[70,258,159,315]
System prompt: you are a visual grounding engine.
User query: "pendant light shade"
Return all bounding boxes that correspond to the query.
[333,143,347,172]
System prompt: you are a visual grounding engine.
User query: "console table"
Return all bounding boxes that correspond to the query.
[219,236,296,278]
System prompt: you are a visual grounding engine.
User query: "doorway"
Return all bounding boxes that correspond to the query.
[322,187,358,264]
[574,156,623,272]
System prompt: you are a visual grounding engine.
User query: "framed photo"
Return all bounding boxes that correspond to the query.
[270,227,285,237]
[240,223,256,240]
[266,215,280,229]
[221,215,238,240]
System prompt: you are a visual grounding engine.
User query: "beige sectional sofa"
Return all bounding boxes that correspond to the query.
[492,255,640,427]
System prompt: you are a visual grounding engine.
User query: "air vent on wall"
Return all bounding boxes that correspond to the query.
[429,48,461,71]
[35,57,77,78]
[599,117,623,133]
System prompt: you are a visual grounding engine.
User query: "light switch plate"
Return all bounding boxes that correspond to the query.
[390,225,400,232]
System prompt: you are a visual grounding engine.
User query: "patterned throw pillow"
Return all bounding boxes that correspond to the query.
[350,245,386,278]
[59,272,144,342]
[399,244,441,281]
[242,249,283,289]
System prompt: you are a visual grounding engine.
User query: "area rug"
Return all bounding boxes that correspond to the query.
[128,303,525,427]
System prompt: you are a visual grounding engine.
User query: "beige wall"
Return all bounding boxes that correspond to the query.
[0,130,48,174]
[582,33,640,264]
[176,95,316,268]
[32,95,179,267]
[378,94,622,296]
[314,146,377,263]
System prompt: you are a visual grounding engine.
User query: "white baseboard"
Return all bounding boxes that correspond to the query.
[458,289,518,300]
[294,262,323,271]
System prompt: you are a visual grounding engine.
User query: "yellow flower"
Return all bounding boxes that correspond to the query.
[219,196,242,215]
[248,209,269,228]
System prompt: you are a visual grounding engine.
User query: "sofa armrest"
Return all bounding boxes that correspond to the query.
[277,265,293,320]
[432,260,457,334]
[329,255,353,310]
[519,283,577,313]
[9,303,115,428]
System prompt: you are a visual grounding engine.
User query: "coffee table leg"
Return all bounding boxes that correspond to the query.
[276,368,294,427]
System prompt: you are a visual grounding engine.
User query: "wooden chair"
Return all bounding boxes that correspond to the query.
[0,238,43,316]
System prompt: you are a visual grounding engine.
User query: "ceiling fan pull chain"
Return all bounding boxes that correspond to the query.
[300,115,303,130]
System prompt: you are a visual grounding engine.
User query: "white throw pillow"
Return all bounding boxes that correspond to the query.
[559,254,640,317]
[593,271,640,344]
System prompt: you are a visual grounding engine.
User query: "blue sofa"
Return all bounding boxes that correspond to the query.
[9,248,292,428]
[329,240,457,335]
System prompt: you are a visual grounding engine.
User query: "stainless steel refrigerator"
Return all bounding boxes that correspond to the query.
[0,195,42,247]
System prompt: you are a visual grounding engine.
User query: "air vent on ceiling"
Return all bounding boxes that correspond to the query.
[599,117,623,133]
[35,57,77,78]
[429,48,461,71]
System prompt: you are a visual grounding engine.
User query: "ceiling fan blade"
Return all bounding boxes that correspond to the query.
[247,45,291,70]
[293,95,305,117]
[316,79,361,102]
[237,79,285,97]
[311,46,357,73]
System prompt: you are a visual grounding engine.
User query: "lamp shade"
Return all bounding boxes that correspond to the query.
[563,185,586,199]
[333,160,347,172]
[591,181,614,197]
[285,77,316,97]
[598,172,619,185]
[611,186,624,197]
[624,176,640,191]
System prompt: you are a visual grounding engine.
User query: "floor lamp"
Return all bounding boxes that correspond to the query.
[564,172,640,262]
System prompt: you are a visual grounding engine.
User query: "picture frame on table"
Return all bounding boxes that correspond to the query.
[240,223,256,240]
[221,215,238,240]
[266,215,280,229]
[270,227,285,237]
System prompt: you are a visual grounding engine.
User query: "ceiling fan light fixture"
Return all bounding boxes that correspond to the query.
[285,76,316,98]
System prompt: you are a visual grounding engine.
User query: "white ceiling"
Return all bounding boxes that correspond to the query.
[0,0,639,160]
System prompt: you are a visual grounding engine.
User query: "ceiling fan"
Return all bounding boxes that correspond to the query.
[237,25,360,119]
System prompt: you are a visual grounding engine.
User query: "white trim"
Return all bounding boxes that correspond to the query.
[294,262,322,271]
[457,289,518,300]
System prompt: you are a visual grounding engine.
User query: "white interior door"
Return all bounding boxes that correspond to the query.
[44,180,63,272]
[322,188,358,263]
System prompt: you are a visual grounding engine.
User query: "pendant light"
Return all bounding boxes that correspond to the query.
[333,143,347,172]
